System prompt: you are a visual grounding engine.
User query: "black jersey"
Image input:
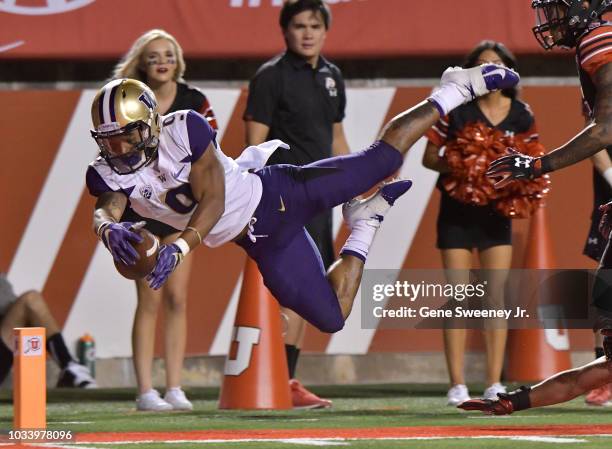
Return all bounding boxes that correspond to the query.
[426,98,539,192]
[426,99,537,148]
[244,51,346,166]
[169,82,218,130]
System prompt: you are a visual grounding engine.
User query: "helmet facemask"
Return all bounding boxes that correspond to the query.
[91,121,159,175]
[532,0,574,49]
[532,0,612,50]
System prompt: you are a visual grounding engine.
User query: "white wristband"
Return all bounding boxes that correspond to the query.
[603,167,612,188]
[173,238,191,256]
[428,84,468,116]
[96,220,113,238]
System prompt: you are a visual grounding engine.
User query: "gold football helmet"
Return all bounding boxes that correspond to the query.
[91,79,161,175]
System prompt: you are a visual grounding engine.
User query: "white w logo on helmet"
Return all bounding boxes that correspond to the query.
[514,157,531,168]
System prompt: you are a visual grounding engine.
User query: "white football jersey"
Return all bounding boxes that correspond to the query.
[86,110,286,247]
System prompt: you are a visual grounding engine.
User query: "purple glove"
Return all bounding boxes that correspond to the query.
[98,221,144,265]
[480,64,520,93]
[147,244,184,289]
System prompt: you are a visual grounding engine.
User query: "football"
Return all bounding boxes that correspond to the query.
[114,229,160,280]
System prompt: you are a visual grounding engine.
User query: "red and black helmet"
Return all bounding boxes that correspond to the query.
[532,0,612,49]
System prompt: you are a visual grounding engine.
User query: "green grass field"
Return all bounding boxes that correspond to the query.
[1,384,611,448]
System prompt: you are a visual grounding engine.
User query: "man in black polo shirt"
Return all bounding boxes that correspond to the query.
[243,0,348,409]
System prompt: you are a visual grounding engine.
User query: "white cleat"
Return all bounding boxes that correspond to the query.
[136,389,173,412]
[343,179,413,229]
[164,387,193,411]
[483,382,507,400]
[447,384,471,406]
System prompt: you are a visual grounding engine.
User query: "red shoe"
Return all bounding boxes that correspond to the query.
[585,384,612,406]
[289,379,332,409]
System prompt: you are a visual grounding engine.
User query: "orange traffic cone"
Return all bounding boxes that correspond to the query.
[505,205,572,381]
[218,258,292,409]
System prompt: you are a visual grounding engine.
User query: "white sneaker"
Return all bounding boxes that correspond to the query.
[447,384,470,406]
[343,179,413,229]
[483,382,507,400]
[57,361,98,389]
[164,387,193,411]
[136,389,173,411]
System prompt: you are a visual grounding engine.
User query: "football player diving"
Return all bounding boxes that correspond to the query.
[462,0,612,415]
[86,65,517,335]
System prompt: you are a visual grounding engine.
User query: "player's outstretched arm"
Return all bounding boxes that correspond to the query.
[93,191,128,231]
[147,142,225,289]
[460,357,612,415]
[93,192,144,265]
[488,63,612,187]
[381,65,519,155]
[526,357,612,408]
[380,101,440,155]
[541,63,612,172]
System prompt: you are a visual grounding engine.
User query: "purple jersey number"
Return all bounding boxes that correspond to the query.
[165,183,197,214]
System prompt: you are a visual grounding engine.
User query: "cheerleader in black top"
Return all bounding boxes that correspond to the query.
[112,29,218,412]
[423,41,540,406]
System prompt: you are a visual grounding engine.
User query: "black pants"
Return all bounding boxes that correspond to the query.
[436,192,511,250]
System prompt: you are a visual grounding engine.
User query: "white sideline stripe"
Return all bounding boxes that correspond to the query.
[8,90,98,294]
[199,88,241,143]
[327,137,438,355]
[280,439,347,446]
[467,414,555,419]
[208,272,243,355]
[48,421,94,425]
[52,434,609,445]
[510,436,586,443]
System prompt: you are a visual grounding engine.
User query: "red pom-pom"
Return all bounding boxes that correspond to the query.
[441,122,551,218]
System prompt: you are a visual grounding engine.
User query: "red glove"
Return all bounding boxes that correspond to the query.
[486,148,543,189]
[599,201,612,241]
[458,396,514,415]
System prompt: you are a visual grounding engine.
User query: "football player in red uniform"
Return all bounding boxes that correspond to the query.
[462,0,612,415]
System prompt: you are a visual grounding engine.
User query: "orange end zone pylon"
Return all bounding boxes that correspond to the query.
[505,206,572,381]
[13,327,46,430]
[218,258,291,409]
